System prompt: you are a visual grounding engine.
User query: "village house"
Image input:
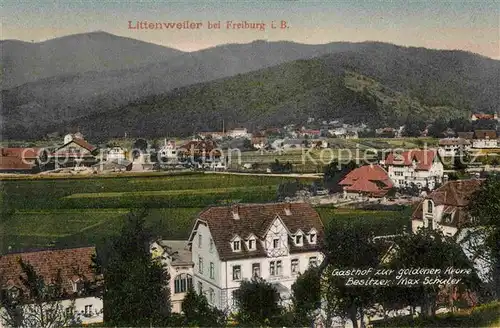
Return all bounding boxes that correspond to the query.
[472,130,498,149]
[178,139,221,161]
[150,240,194,313]
[105,146,126,161]
[470,113,499,122]
[187,203,324,311]
[298,128,321,139]
[438,138,471,157]
[0,247,103,327]
[157,140,179,163]
[411,179,483,237]
[0,148,46,173]
[457,132,474,141]
[339,164,394,199]
[227,128,251,139]
[251,133,268,149]
[382,149,444,190]
[52,134,98,169]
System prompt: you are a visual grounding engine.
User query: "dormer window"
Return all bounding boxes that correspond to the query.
[233,240,241,251]
[247,239,256,251]
[308,230,317,244]
[7,286,20,300]
[295,233,303,246]
[72,278,84,294]
[427,201,433,214]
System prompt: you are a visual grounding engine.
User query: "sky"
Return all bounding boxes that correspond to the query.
[2,0,499,59]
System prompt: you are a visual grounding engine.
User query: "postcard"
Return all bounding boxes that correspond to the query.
[1,1,499,327]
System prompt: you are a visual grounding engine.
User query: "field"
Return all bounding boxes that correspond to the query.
[1,172,409,253]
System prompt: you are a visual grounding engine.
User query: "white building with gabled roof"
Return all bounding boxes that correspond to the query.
[186,202,324,311]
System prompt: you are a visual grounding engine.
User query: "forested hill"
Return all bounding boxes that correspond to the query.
[62,43,499,140]
[4,41,499,140]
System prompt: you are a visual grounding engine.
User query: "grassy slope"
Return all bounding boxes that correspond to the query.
[1,173,409,253]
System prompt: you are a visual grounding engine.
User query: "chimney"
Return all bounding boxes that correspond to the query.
[231,204,240,220]
[284,202,292,216]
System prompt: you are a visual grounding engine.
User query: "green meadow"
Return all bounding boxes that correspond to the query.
[0,172,409,253]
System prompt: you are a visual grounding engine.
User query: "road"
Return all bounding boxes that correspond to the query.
[204,171,323,178]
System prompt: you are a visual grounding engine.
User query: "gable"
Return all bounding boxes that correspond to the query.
[262,215,291,238]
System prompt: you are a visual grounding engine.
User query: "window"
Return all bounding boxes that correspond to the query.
[291,259,299,274]
[7,287,20,299]
[273,238,279,248]
[248,239,255,250]
[309,233,316,244]
[252,263,260,277]
[209,238,214,252]
[295,234,303,245]
[174,274,193,293]
[427,201,433,214]
[209,288,215,304]
[232,290,238,306]
[233,240,240,251]
[198,256,204,274]
[270,260,282,276]
[309,257,317,267]
[72,279,84,293]
[65,307,74,317]
[210,262,215,279]
[84,305,93,316]
[198,234,202,248]
[198,282,203,295]
[233,265,241,280]
[395,171,403,176]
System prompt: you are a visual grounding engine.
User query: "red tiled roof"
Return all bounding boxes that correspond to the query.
[385,150,439,171]
[179,140,220,155]
[474,130,497,140]
[189,203,324,261]
[411,179,483,227]
[57,139,97,152]
[0,156,35,171]
[457,132,474,140]
[472,113,497,120]
[0,148,43,159]
[301,130,320,135]
[0,247,97,294]
[339,165,393,197]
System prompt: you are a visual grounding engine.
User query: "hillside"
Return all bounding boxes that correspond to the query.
[1,36,371,139]
[62,45,500,140]
[2,39,499,140]
[1,31,184,88]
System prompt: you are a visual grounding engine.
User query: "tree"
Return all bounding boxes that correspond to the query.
[0,259,78,328]
[93,209,171,326]
[277,180,302,200]
[181,288,226,327]
[428,120,449,138]
[454,151,470,171]
[132,138,148,159]
[321,219,382,328]
[291,267,321,326]
[323,160,358,192]
[389,228,480,316]
[233,277,282,326]
[466,174,500,299]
